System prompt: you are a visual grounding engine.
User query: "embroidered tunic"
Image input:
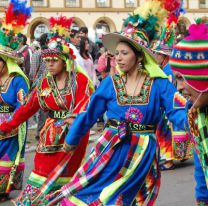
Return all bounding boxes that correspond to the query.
[60,74,188,206]
[0,74,28,193]
[0,72,91,204]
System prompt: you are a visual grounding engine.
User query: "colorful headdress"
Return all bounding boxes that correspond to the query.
[152,0,185,56]
[170,20,208,92]
[0,0,32,63]
[41,16,76,63]
[102,0,177,78]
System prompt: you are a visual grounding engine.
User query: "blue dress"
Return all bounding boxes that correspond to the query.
[0,74,28,193]
[61,74,188,206]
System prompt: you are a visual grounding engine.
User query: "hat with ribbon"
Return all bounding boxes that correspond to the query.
[102,0,184,78]
[170,19,208,92]
[0,0,32,64]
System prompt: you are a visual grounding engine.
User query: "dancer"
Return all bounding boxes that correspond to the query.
[0,16,93,205]
[153,43,193,170]
[48,1,189,205]
[0,0,31,202]
[170,20,208,205]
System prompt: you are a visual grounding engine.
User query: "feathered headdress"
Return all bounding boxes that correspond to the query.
[0,0,32,62]
[41,16,76,61]
[154,0,185,54]
[123,0,169,45]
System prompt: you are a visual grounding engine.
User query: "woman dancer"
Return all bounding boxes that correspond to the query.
[0,16,93,205]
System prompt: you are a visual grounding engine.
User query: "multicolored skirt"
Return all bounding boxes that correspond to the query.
[15,172,71,206]
[0,132,25,194]
[59,127,161,206]
[0,159,24,193]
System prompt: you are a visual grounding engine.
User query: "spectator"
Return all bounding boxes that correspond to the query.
[30,33,48,141]
[70,29,81,49]
[79,27,100,62]
[97,49,117,79]
[16,34,32,82]
[80,37,97,86]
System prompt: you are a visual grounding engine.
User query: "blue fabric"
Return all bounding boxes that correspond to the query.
[75,134,156,205]
[64,74,189,204]
[0,75,29,160]
[66,76,188,145]
[163,63,174,79]
[194,150,208,202]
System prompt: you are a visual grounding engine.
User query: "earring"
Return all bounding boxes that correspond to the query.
[138,61,143,71]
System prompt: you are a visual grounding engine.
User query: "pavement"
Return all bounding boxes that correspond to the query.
[2,124,196,206]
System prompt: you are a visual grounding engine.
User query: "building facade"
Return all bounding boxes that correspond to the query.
[0,0,207,42]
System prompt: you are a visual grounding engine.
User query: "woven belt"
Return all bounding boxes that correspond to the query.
[106,119,156,133]
[0,105,14,113]
[48,110,71,119]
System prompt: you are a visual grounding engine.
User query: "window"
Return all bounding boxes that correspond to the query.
[34,24,49,39]
[95,21,110,43]
[199,0,208,8]
[96,0,111,8]
[31,0,48,7]
[71,22,80,31]
[182,0,188,8]
[125,0,136,8]
[0,0,9,7]
[66,0,80,7]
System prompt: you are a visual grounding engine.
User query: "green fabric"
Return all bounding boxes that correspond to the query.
[0,54,30,87]
[196,107,208,188]
[143,52,167,78]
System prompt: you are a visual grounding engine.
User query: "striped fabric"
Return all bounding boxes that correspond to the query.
[170,23,208,92]
[48,128,160,206]
[31,152,73,205]
[194,107,208,188]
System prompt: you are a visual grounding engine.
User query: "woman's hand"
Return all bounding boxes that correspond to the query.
[63,117,76,126]
[63,141,77,153]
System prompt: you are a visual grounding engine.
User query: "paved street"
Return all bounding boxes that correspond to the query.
[2,131,196,206]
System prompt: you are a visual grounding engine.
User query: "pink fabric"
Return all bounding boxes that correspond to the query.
[61,198,76,206]
[0,162,25,174]
[185,24,208,41]
[82,56,97,86]
[173,134,189,142]
[97,53,117,78]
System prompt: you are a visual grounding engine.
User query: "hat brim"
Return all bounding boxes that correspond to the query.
[152,49,171,56]
[102,33,157,63]
[0,50,23,64]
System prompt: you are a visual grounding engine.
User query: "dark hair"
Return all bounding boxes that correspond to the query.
[20,34,27,45]
[39,33,48,49]
[79,27,88,34]
[0,57,5,63]
[80,37,90,59]
[70,29,79,38]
